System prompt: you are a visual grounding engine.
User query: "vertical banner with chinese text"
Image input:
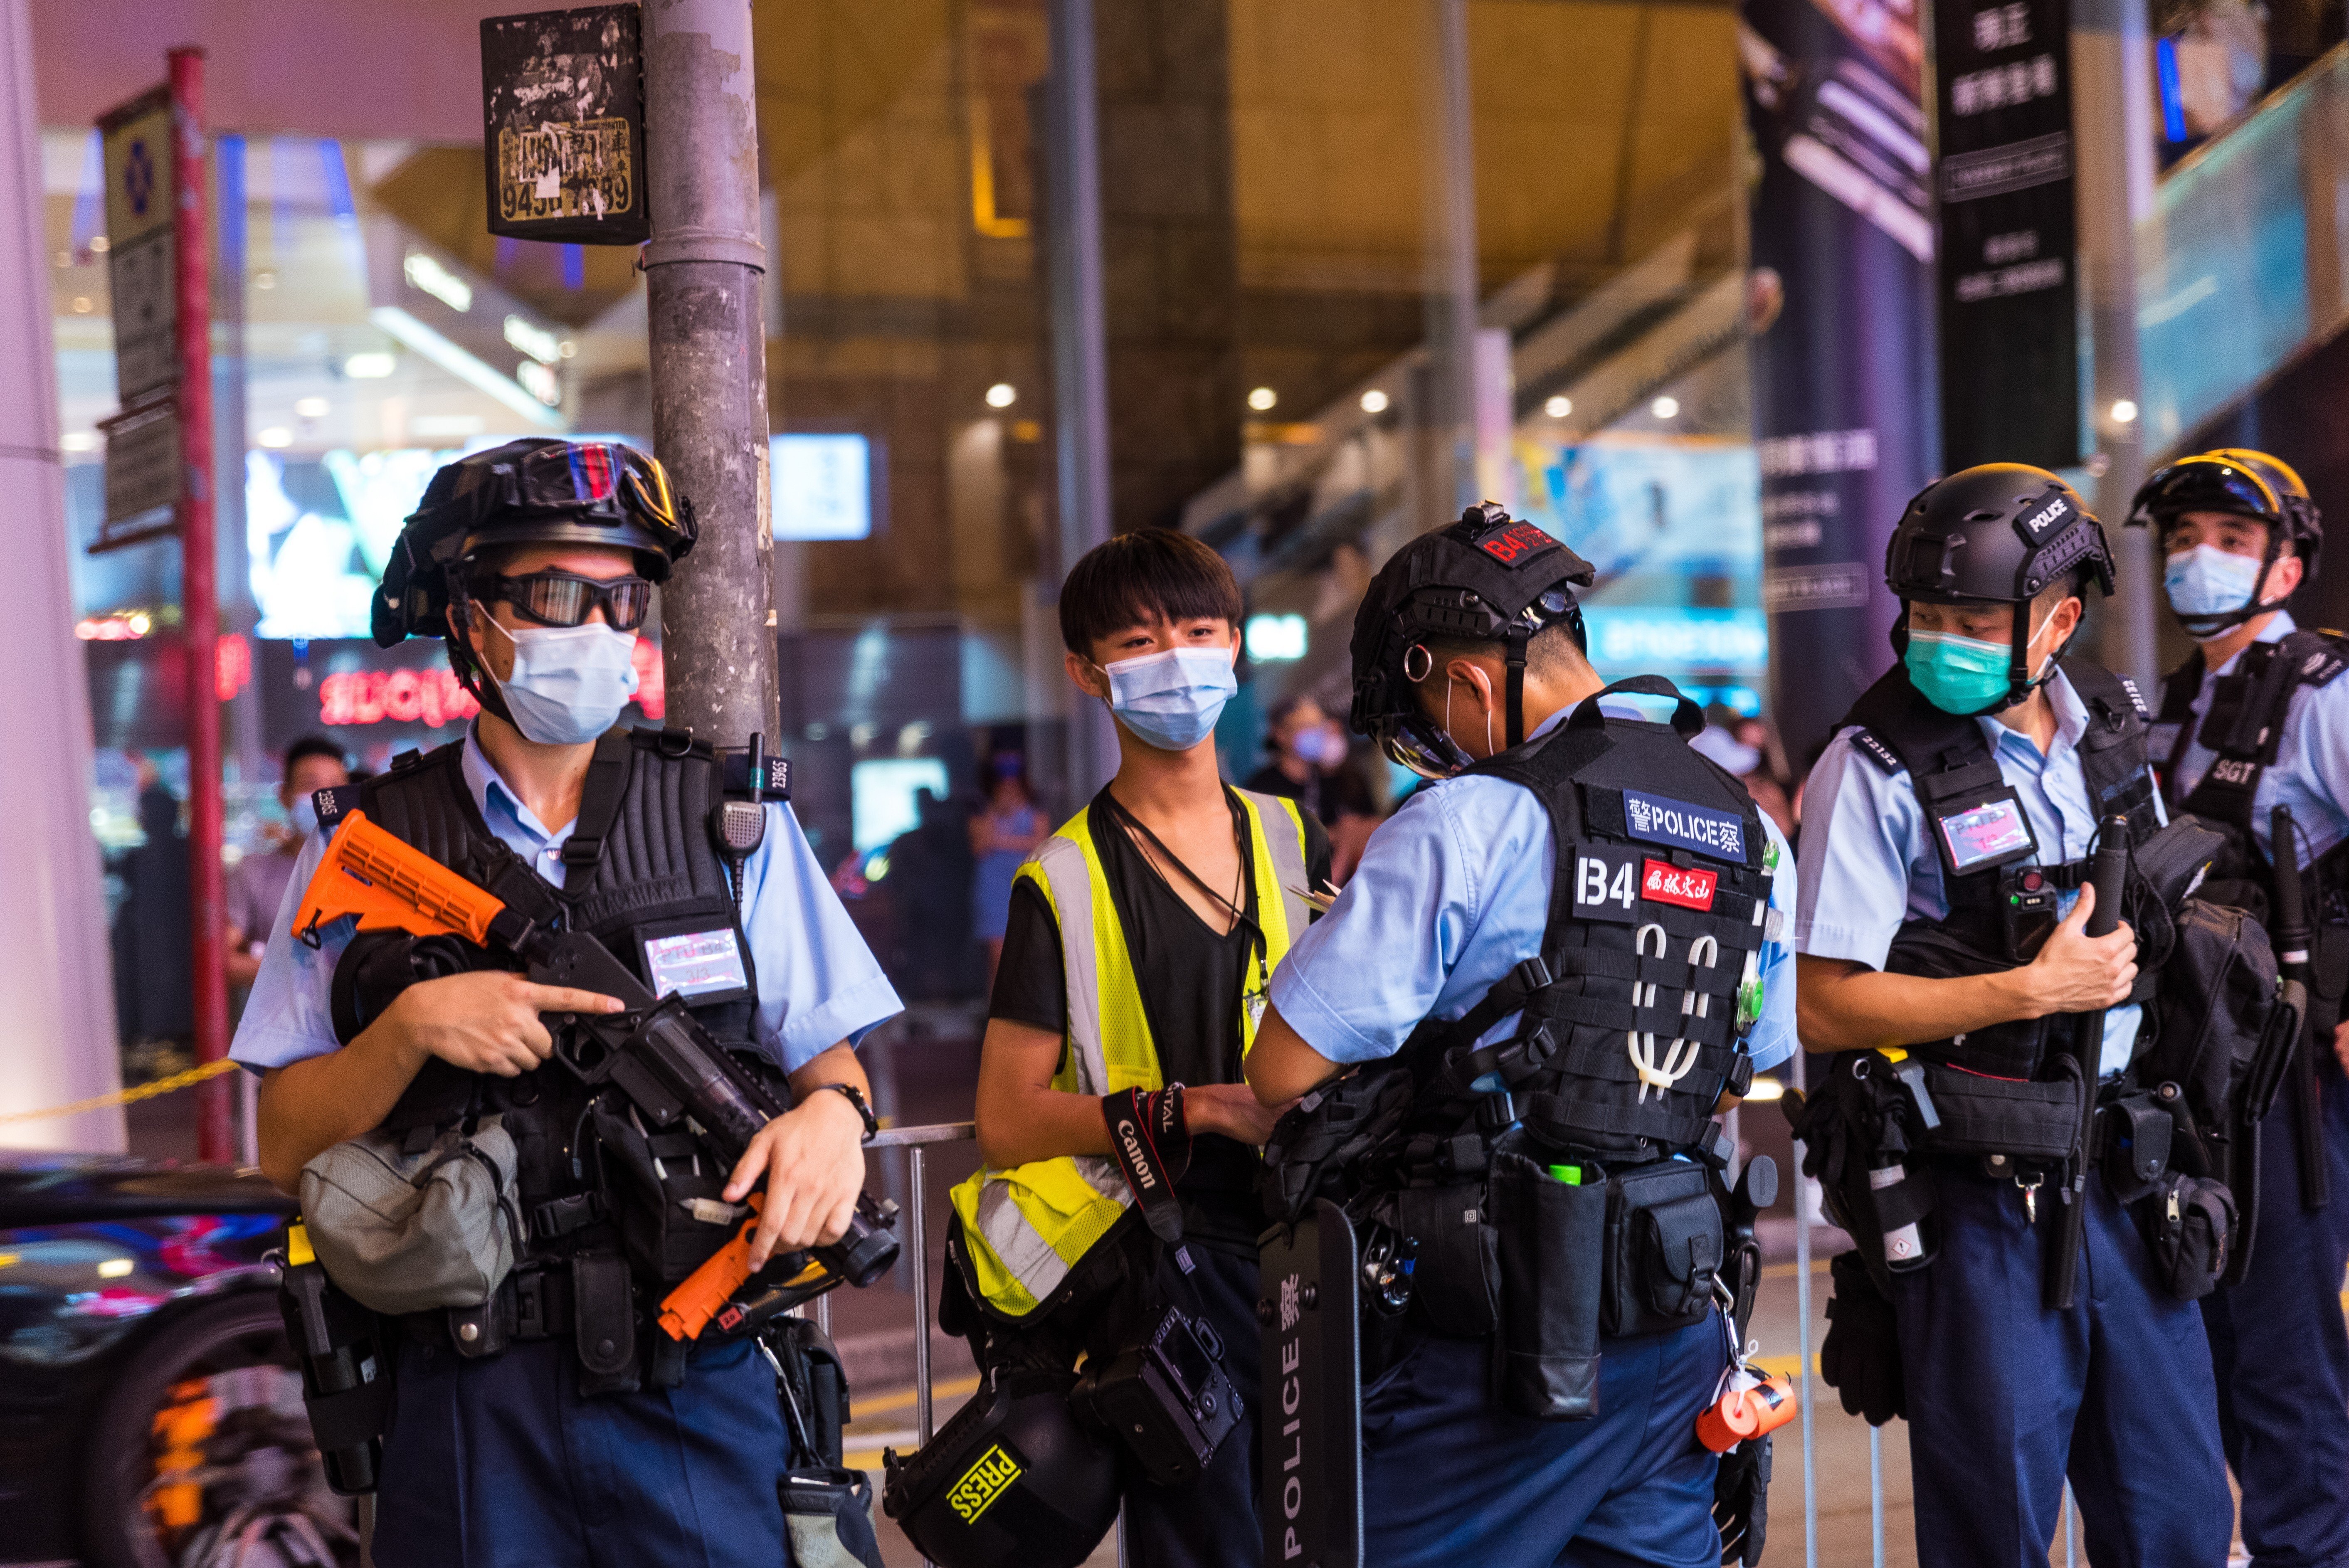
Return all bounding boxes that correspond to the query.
[1739,0,1939,763]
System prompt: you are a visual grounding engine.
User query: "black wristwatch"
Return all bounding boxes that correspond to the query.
[808,1081,878,1142]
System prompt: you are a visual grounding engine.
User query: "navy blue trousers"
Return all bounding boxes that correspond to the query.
[2202,1063,2349,1568]
[1120,1243,1264,1568]
[1360,1315,1729,1567]
[1890,1164,2230,1568]
[373,1334,790,1568]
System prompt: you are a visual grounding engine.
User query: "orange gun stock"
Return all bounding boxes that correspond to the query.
[660,1193,764,1341]
[292,809,509,947]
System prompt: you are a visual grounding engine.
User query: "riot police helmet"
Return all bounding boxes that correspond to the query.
[1349,502,1597,777]
[372,438,696,648]
[882,1365,1122,1568]
[2127,448,2321,637]
[1884,463,2112,715]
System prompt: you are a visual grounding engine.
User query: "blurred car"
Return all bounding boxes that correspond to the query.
[0,1151,356,1568]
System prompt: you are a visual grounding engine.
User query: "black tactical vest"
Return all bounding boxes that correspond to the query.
[1839,658,2162,1078]
[1395,682,1773,1164]
[2153,627,2349,919]
[328,727,765,1272]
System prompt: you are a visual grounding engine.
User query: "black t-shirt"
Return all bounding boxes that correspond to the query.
[989,785,1332,1255]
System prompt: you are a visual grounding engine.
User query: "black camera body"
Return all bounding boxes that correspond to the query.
[1069,1304,1243,1487]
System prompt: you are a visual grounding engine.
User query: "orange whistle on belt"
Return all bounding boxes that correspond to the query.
[659,1193,765,1342]
[1697,1370,1799,1452]
[292,809,511,947]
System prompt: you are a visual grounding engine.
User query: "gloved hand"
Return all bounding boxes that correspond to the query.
[1712,1430,1772,1565]
[1819,1249,1906,1426]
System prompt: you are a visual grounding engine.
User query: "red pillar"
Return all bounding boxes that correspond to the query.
[171,46,227,1162]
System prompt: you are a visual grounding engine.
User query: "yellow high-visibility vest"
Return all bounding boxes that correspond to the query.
[948,788,1312,1318]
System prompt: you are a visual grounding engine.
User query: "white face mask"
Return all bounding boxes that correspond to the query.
[1097,644,1238,752]
[487,617,641,745]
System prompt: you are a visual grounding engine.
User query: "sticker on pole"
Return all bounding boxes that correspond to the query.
[481,7,650,245]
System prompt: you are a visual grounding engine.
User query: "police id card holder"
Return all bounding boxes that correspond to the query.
[1927,784,2038,882]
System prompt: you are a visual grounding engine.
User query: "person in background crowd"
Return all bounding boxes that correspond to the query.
[111,763,192,1060]
[1244,695,1349,825]
[1692,705,1796,836]
[225,735,349,991]
[970,757,1046,979]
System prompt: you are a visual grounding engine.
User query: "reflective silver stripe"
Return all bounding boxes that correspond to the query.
[1235,786,1314,952]
[1030,830,1111,1092]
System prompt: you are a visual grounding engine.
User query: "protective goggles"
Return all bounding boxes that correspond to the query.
[509,441,691,545]
[481,570,654,631]
[2132,456,2285,533]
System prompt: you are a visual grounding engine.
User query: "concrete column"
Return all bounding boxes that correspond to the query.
[0,0,123,1149]
[2075,0,2162,688]
[645,0,779,747]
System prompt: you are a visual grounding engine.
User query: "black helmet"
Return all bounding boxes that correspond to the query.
[1349,502,1597,777]
[372,438,696,648]
[1884,463,2111,715]
[882,1366,1120,1568]
[2127,448,2321,637]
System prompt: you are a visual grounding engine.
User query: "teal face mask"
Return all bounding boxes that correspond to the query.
[1904,613,2055,716]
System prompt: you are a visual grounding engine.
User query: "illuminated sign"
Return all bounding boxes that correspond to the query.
[1245,614,1308,662]
[772,434,873,541]
[315,638,664,728]
[1580,608,1769,671]
[402,249,474,313]
[504,314,564,365]
[516,359,563,407]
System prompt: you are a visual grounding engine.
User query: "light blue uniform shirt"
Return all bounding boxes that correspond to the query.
[1796,667,2160,1077]
[2153,611,2349,864]
[232,728,902,1075]
[1270,705,1800,1075]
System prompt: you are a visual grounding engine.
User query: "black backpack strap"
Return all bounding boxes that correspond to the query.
[560,730,635,870]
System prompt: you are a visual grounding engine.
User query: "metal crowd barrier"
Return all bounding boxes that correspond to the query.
[856,1110,2090,1568]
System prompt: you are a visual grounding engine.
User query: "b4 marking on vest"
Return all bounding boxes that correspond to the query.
[947,1442,1025,1523]
[1476,520,1559,565]
[1621,790,1745,860]
[1641,859,1717,911]
[1573,847,1640,921]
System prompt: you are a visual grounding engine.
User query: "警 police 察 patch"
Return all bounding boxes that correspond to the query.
[1572,844,1642,922]
[1620,789,1746,863]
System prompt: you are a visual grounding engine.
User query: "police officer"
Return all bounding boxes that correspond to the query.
[1795,464,2230,1567]
[942,529,1327,1568]
[232,439,903,1566]
[2136,448,2349,1568]
[1247,505,1801,1565]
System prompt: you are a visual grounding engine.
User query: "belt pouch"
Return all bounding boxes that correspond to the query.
[2134,1171,2238,1301]
[444,1278,512,1360]
[1489,1149,1602,1420]
[1602,1160,1722,1337]
[595,1107,745,1283]
[1396,1181,1498,1339]
[1918,1067,2079,1161]
[2100,1095,2172,1204]
[780,1467,884,1568]
[571,1253,642,1395]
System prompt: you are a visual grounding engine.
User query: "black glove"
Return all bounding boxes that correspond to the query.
[1818,1249,1906,1426]
[1713,1430,1772,1565]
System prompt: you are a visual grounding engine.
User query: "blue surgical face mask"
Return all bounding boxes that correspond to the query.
[2164,544,2266,627]
[289,795,320,840]
[1905,612,2056,716]
[1099,644,1237,752]
[1289,725,1342,766]
[490,619,641,745]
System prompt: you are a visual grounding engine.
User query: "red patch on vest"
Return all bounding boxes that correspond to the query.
[1641,858,1717,911]
[1476,521,1558,565]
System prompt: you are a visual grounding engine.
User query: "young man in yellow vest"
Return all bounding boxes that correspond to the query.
[952,530,1328,1567]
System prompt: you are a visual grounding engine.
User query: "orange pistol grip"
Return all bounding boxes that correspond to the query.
[292,809,508,945]
[658,1193,764,1342]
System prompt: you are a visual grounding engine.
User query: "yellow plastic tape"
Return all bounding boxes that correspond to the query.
[0,1058,239,1124]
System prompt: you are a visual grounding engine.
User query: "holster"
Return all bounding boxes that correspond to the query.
[1488,1147,1604,1420]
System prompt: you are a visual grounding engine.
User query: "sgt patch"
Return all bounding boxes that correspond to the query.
[1572,844,1641,922]
[1620,789,1746,862]
[1641,858,1717,911]
[947,1441,1025,1523]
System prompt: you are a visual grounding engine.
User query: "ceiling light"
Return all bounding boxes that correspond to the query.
[88,234,109,254]
[1545,395,1572,418]
[1247,387,1278,412]
[1359,389,1389,414]
[2110,399,2139,424]
[294,397,330,419]
[1650,395,1680,419]
[70,296,92,313]
[59,431,98,453]
[985,382,1017,409]
[256,427,293,449]
[342,352,396,379]
[254,271,276,291]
